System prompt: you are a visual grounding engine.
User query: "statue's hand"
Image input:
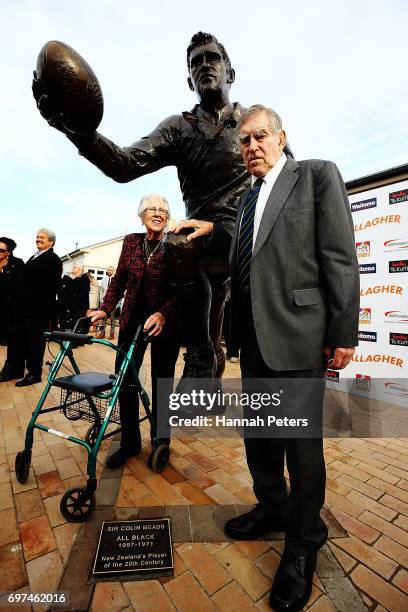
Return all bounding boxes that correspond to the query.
[32,70,68,133]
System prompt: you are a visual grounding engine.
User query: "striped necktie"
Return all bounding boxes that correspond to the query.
[237,177,263,289]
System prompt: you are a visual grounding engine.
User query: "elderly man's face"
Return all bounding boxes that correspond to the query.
[106,266,115,277]
[188,42,232,100]
[72,265,82,277]
[239,111,286,177]
[36,232,54,251]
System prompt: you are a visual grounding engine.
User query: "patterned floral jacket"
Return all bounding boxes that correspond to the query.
[101,233,176,330]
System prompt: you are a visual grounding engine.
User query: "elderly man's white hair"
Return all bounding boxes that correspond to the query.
[138,194,171,220]
[237,104,283,134]
[37,227,56,244]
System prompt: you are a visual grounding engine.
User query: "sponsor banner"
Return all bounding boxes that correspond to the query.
[351,197,376,213]
[359,263,376,274]
[351,353,404,368]
[384,381,408,398]
[389,259,408,273]
[359,308,372,325]
[326,370,339,382]
[356,241,370,258]
[389,189,408,205]
[346,179,407,407]
[360,285,403,297]
[358,331,377,342]
[355,374,371,392]
[389,332,408,347]
[384,310,408,323]
[384,238,408,252]
[354,214,400,232]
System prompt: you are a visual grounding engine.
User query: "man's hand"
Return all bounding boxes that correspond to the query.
[90,310,107,323]
[144,312,165,336]
[324,346,355,370]
[173,219,214,241]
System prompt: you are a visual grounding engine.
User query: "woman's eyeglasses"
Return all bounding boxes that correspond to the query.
[145,207,168,217]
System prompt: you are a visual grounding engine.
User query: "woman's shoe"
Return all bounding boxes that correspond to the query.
[106,447,140,469]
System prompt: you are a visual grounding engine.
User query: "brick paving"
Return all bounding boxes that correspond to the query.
[0,340,408,610]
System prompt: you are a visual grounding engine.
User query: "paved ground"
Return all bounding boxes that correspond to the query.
[0,339,408,611]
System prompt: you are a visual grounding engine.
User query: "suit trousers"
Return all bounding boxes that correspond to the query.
[115,323,179,452]
[21,313,51,378]
[239,295,328,555]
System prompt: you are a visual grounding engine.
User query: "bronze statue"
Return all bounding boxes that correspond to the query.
[33,32,292,394]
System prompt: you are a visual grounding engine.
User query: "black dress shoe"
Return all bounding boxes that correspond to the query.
[224,505,285,540]
[269,549,317,611]
[0,372,24,383]
[106,447,140,469]
[15,374,42,387]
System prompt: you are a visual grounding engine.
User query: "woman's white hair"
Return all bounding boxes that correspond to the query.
[138,194,171,221]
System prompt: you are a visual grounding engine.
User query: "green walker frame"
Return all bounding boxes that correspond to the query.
[15,318,170,522]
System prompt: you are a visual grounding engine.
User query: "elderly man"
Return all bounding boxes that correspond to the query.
[15,228,62,387]
[35,32,292,393]
[223,106,359,611]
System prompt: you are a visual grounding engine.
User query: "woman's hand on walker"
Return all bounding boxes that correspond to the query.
[144,312,165,336]
[90,310,107,323]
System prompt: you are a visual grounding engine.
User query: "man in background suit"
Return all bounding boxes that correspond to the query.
[224,105,359,611]
[15,228,62,387]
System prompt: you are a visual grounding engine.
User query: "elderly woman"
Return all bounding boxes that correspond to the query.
[91,194,179,468]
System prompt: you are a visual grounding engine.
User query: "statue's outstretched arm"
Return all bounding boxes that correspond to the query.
[65,116,181,183]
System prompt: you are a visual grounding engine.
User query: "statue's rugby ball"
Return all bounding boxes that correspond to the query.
[36,40,103,133]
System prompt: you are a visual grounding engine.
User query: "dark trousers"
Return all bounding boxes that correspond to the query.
[115,323,180,452]
[21,314,50,378]
[240,303,327,555]
[3,316,25,376]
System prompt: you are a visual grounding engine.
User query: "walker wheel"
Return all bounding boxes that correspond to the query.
[15,451,31,484]
[85,423,100,446]
[148,443,170,473]
[60,487,96,522]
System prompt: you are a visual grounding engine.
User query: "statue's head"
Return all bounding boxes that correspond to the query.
[186,32,235,103]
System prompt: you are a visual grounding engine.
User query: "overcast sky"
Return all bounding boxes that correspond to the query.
[2,0,407,260]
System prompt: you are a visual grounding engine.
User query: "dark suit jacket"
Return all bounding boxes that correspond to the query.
[101,233,176,330]
[230,158,360,371]
[23,248,62,317]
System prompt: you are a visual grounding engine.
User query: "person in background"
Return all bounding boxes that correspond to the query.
[86,271,100,332]
[91,194,180,468]
[87,272,100,310]
[70,264,90,324]
[57,272,74,329]
[0,237,25,382]
[15,228,62,387]
[97,265,117,339]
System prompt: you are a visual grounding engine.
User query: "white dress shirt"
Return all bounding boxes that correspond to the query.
[30,247,52,260]
[252,153,287,249]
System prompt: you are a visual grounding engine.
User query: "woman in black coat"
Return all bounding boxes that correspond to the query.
[0,237,25,381]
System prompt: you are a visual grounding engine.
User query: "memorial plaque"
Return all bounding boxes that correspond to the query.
[93,518,173,576]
